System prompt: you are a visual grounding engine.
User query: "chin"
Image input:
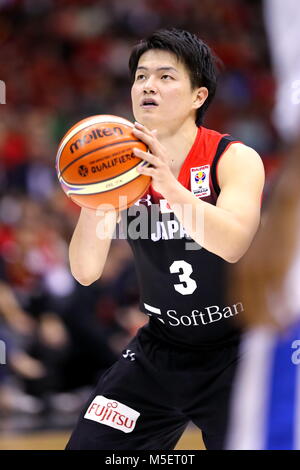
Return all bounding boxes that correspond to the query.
[139,115,163,128]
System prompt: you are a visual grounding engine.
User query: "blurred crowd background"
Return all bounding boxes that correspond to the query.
[0,0,283,433]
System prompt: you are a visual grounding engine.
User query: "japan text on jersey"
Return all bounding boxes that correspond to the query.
[117,129,243,347]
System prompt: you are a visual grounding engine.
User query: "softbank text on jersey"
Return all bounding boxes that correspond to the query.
[144,302,244,327]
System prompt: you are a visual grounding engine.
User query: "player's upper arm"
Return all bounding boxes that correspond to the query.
[216,143,265,239]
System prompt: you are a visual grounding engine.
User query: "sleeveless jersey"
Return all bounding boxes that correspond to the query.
[120,126,243,349]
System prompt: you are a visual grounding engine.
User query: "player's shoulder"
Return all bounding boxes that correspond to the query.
[220,142,264,171]
[224,142,260,157]
[218,142,265,187]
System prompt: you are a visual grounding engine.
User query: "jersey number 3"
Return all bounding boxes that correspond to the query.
[169,260,197,295]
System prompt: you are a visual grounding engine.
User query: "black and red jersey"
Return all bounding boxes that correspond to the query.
[120,126,243,349]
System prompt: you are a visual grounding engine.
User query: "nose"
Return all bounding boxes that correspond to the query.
[143,76,157,94]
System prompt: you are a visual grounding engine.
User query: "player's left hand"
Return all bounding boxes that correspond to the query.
[132,122,178,196]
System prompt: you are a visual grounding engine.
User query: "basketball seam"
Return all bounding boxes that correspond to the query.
[59,139,142,177]
[56,117,133,158]
[56,117,134,174]
[71,180,151,211]
[61,159,148,187]
[67,170,149,195]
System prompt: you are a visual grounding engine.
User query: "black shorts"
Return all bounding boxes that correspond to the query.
[66,326,241,450]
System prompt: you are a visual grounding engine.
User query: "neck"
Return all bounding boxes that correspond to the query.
[158,121,199,175]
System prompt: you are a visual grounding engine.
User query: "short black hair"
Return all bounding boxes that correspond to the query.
[129,28,220,126]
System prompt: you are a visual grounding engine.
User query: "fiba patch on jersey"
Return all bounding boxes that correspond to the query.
[190,165,211,198]
[84,395,140,433]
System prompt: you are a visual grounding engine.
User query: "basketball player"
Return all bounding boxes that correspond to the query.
[66,28,264,450]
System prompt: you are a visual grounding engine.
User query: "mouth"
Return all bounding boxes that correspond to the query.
[140,98,159,108]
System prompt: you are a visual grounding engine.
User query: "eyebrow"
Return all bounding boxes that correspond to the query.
[136,66,178,73]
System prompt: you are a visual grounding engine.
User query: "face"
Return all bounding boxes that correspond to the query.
[131,49,207,134]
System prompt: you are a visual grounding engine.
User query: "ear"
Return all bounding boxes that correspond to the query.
[192,87,209,110]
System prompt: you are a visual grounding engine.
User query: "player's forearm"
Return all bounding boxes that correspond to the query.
[164,183,257,263]
[69,207,117,285]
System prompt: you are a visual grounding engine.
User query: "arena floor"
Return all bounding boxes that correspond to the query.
[0,425,204,450]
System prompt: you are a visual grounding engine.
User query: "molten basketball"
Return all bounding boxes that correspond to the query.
[55,115,151,211]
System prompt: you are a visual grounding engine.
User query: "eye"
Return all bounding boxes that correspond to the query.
[161,74,173,80]
[136,74,146,80]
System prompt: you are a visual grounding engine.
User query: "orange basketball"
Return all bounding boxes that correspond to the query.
[55,115,151,211]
